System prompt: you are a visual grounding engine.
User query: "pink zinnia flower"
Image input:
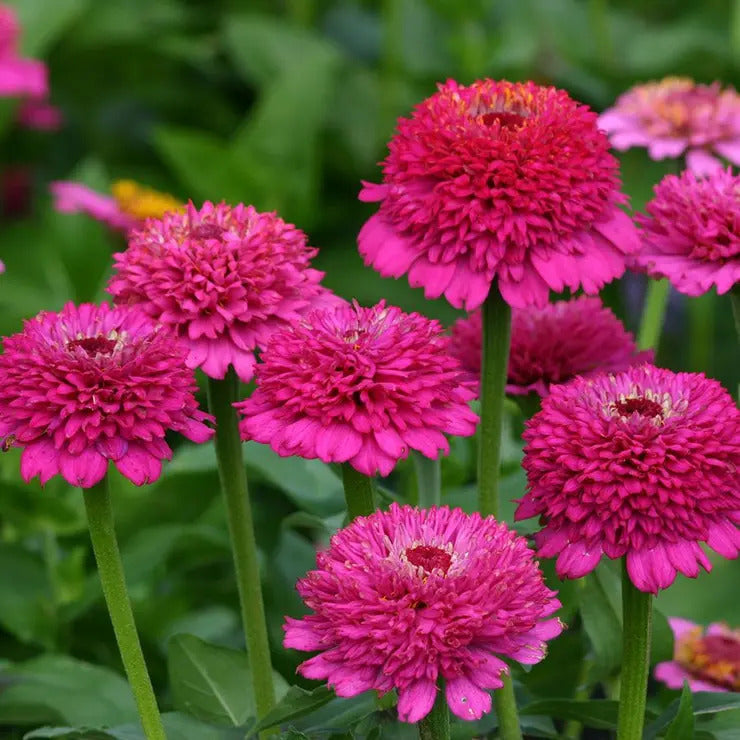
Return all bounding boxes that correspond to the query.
[516,364,740,594]
[236,301,478,476]
[17,98,62,130]
[0,4,47,99]
[0,302,213,488]
[449,296,652,397]
[655,618,739,693]
[599,78,740,175]
[285,503,563,723]
[634,168,740,296]
[108,201,334,382]
[358,79,639,310]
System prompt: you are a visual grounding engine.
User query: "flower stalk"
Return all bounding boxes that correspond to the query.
[341,462,376,520]
[82,476,166,740]
[417,688,451,740]
[412,451,441,509]
[637,278,670,351]
[207,370,276,724]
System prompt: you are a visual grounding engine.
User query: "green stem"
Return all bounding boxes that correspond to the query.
[477,285,512,519]
[341,463,376,520]
[616,560,652,740]
[730,286,740,345]
[688,291,715,373]
[417,688,450,740]
[637,278,670,352]
[494,674,523,740]
[207,371,276,725]
[82,477,166,740]
[412,452,441,509]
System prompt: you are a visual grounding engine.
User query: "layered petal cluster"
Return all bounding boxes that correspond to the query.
[236,301,478,476]
[0,302,213,487]
[634,168,740,296]
[50,180,183,233]
[516,365,740,593]
[599,77,740,175]
[449,296,651,397]
[0,4,47,99]
[108,201,334,381]
[285,504,562,723]
[359,78,639,310]
[655,618,739,693]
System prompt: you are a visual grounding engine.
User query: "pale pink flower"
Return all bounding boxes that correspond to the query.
[0,4,47,99]
[449,296,651,397]
[516,365,740,593]
[236,301,478,476]
[109,201,335,382]
[0,302,213,488]
[599,77,740,175]
[358,79,639,310]
[285,503,563,723]
[655,618,739,693]
[634,168,740,296]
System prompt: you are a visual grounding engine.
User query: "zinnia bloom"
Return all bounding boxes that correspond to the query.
[358,78,639,310]
[50,180,183,233]
[516,364,740,594]
[634,168,740,296]
[108,201,334,382]
[285,503,562,722]
[655,618,739,692]
[237,301,478,476]
[449,296,651,397]
[0,4,47,99]
[599,77,740,175]
[0,302,213,487]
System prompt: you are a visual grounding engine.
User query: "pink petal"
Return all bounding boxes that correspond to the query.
[445,676,492,720]
[397,679,437,723]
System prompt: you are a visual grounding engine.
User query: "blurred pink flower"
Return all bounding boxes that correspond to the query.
[358,79,638,310]
[599,78,740,175]
[236,301,478,476]
[0,302,213,488]
[109,201,335,382]
[634,168,740,296]
[17,98,62,130]
[655,618,739,692]
[516,365,740,594]
[0,4,47,99]
[285,503,562,723]
[449,296,651,397]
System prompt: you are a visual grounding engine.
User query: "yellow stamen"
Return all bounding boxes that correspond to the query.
[111,179,183,221]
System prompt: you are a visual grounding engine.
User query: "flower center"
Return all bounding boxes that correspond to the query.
[613,396,664,419]
[191,223,225,240]
[481,111,526,129]
[67,335,117,356]
[405,545,452,574]
[676,626,740,691]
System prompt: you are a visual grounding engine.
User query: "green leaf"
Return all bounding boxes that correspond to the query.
[520,699,619,730]
[578,572,622,678]
[168,633,287,727]
[666,683,695,740]
[249,685,335,735]
[11,0,89,56]
[693,693,740,715]
[651,606,674,667]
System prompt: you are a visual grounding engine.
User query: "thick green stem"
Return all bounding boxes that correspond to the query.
[477,285,512,519]
[207,371,276,724]
[731,286,740,345]
[417,688,450,740]
[83,477,166,740]
[616,560,652,740]
[637,279,670,352]
[341,463,376,520]
[412,452,441,509]
[494,674,523,740]
[688,291,715,373]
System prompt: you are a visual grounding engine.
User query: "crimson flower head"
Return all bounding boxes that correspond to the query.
[108,201,334,382]
[599,77,740,175]
[0,302,213,488]
[450,296,651,397]
[634,168,740,296]
[358,79,639,310]
[516,364,740,593]
[655,618,739,693]
[236,301,478,477]
[285,504,562,723]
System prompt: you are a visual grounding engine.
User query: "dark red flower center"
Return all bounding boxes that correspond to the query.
[66,335,117,356]
[481,111,526,129]
[614,396,663,418]
[405,545,452,574]
[191,223,224,240]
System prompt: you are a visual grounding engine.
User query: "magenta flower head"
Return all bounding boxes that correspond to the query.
[358,79,639,310]
[599,78,740,175]
[284,503,562,723]
[0,302,213,488]
[655,618,739,693]
[108,201,334,382]
[634,168,740,296]
[236,301,478,477]
[0,4,47,99]
[516,364,740,593]
[449,296,652,397]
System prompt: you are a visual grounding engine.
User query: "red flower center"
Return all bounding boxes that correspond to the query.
[66,335,117,356]
[191,223,224,240]
[481,111,526,129]
[614,396,663,418]
[405,545,452,574]
[677,627,740,691]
